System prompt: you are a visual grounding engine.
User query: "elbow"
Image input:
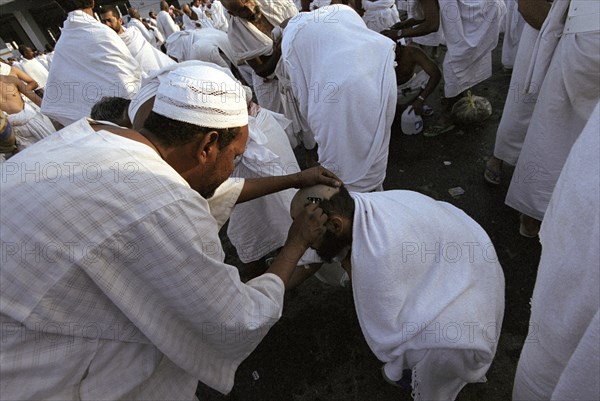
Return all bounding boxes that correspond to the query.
[423,20,440,35]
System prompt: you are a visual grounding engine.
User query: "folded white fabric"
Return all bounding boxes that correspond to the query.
[350,190,505,400]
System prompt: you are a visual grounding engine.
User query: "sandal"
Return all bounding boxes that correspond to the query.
[519,214,540,238]
[484,159,502,185]
[423,123,455,137]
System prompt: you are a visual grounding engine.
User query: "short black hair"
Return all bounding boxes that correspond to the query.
[319,185,355,220]
[143,111,242,149]
[55,0,94,13]
[99,4,120,17]
[91,97,131,126]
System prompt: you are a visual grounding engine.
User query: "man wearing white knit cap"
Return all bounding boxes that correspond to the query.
[0,64,340,400]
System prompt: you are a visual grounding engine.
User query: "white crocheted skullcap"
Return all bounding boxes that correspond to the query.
[153,64,248,129]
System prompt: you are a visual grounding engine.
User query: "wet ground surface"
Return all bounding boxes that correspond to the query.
[197,37,542,400]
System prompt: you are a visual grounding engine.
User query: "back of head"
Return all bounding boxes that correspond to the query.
[291,184,354,220]
[91,97,132,127]
[128,7,141,19]
[55,0,94,13]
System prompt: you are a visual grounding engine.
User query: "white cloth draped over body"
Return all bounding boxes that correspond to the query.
[438,0,505,97]
[166,29,236,69]
[228,108,301,262]
[6,102,55,150]
[191,5,216,29]
[0,118,286,400]
[493,23,540,165]
[281,5,397,192]
[407,0,445,47]
[157,10,181,40]
[120,27,176,77]
[501,0,525,69]
[205,1,229,32]
[506,0,600,221]
[362,0,400,32]
[128,18,157,45]
[513,103,600,401]
[350,190,505,401]
[41,10,141,127]
[226,0,297,113]
[18,58,49,88]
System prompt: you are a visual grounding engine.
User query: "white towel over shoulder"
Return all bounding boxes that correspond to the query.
[350,190,505,400]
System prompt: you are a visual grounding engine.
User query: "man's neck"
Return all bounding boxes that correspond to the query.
[81,7,94,16]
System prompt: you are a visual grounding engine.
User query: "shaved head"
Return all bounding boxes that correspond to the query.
[291,184,340,220]
[291,184,354,262]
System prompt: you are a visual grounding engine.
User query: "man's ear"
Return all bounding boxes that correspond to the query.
[195,131,220,162]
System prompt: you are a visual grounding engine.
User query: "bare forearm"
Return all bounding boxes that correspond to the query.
[518,0,551,30]
[238,174,300,204]
[265,239,309,286]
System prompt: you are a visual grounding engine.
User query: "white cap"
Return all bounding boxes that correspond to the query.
[401,106,423,135]
[153,64,249,129]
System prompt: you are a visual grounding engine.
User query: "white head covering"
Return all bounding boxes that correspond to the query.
[153,63,248,128]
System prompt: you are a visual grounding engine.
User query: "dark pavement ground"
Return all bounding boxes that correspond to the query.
[197,36,542,400]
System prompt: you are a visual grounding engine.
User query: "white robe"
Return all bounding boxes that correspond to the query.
[6,102,55,150]
[166,29,236,69]
[439,0,506,97]
[512,102,600,401]
[120,27,176,77]
[40,10,141,127]
[157,10,181,40]
[281,5,397,192]
[127,18,156,44]
[362,0,400,32]
[19,58,49,89]
[505,13,600,220]
[0,118,284,399]
[350,190,505,400]
[501,0,525,69]
[205,0,229,32]
[226,0,297,113]
[493,24,540,165]
[228,109,300,262]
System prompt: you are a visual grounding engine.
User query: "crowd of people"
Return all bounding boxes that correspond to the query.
[0,0,598,400]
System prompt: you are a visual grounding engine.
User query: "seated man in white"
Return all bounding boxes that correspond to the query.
[291,184,505,400]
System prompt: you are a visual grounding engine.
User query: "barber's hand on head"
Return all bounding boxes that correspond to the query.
[380,29,398,41]
[294,166,342,189]
[286,203,328,249]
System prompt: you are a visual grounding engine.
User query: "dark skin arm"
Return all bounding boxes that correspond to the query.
[237,166,341,203]
[518,0,551,30]
[382,0,440,39]
[406,46,441,115]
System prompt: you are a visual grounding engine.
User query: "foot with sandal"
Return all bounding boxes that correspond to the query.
[484,155,503,185]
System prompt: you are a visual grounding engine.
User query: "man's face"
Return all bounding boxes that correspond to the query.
[150,11,157,19]
[189,125,249,198]
[23,47,34,60]
[193,0,201,7]
[100,11,123,34]
[223,0,261,22]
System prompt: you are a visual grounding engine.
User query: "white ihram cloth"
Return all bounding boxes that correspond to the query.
[166,29,236,68]
[493,24,540,165]
[407,0,445,47]
[19,58,49,88]
[120,27,176,77]
[41,10,141,127]
[0,118,285,399]
[350,190,505,400]
[205,1,229,32]
[157,10,181,40]
[128,18,156,44]
[281,6,396,192]
[0,62,10,75]
[439,0,505,97]
[227,0,297,112]
[6,102,55,150]
[505,23,600,220]
[513,103,600,401]
[228,108,301,262]
[501,0,525,69]
[362,0,400,32]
